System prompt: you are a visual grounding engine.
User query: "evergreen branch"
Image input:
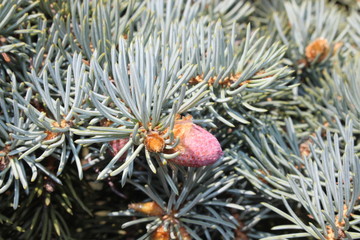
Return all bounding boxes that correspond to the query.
[262,117,360,239]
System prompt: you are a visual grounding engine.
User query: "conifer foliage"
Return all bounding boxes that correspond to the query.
[0,0,359,239]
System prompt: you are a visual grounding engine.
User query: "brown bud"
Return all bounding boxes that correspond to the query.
[151,226,170,240]
[145,132,165,153]
[305,38,329,63]
[128,201,164,216]
[189,74,204,85]
[100,118,114,127]
[44,130,60,141]
[299,135,315,158]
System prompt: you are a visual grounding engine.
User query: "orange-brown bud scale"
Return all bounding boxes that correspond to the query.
[150,225,191,240]
[44,120,72,140]
[44,130,60,141]
[305,38,329,63]
[189,73,242,87]
[151,226,170,240]
[100,118,114,127]
[188,74,204,85]
[145,131,165,153]
[128,201,164,216]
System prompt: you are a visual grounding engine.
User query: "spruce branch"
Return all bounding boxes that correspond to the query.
[0,79,62,209]
[6,50,89,180]
[209,0,254,30]
[175,20,293,126]
[68,0,145,60]
[0,0,359,239]
[73,34,211,182]
[109,155,249,239]
[262,117,360,239]
[348,11,360,51]
[0,0,44,79]
[330,54,360,132]
[271,0,347,74]
[298,53,360,136]
[234,118,305,199]
[143,0,253,35]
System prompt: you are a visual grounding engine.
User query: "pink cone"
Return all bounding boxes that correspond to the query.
[109,138,129,160]
[168,121,223,167]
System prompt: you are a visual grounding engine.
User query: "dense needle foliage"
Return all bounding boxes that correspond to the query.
[0,0,359,239]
